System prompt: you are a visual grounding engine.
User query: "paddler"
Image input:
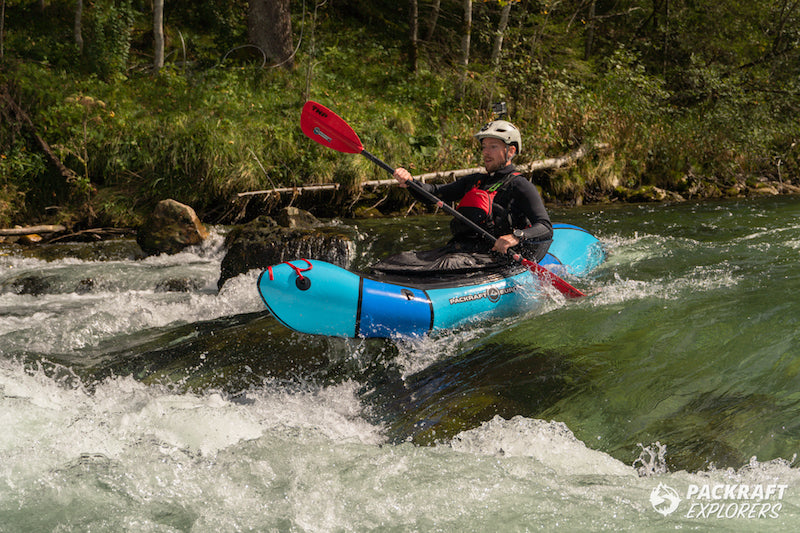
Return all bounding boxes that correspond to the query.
[373,120,552,274]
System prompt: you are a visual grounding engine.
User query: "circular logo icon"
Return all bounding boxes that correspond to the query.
[650,483,681,516]
[486,287,501,303]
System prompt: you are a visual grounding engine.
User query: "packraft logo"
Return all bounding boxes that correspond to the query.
[649,482,788,519]
[448,285,517,305]
[486,287,501,303]
[650,483,681,516]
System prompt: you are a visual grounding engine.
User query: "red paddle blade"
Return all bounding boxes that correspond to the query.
[300,101,364,154]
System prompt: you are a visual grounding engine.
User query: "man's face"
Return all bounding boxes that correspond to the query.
[481,138,515,173]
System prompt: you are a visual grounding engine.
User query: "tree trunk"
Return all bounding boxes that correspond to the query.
[662,0,669,76]
[303,1,324,100]
[153,0,164,70]
[584,0,596,59]
[74,0,83,53]
[408,0,418,72]
[458,0,472,98]
[1,0,5,60]
[460,0,472,70]
[248,0,294,69]
[491,1,512,65]
[425,0,441,41]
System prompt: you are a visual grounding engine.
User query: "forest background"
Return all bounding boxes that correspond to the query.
[0,0,798,230]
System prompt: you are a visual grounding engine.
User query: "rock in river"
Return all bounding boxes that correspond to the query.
[217,208,356,290]
[137,199,209,255]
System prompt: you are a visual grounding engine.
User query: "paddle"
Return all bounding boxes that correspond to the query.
[300,100,586,299]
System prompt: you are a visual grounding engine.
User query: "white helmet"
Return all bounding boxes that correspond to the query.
[474,120,521,154]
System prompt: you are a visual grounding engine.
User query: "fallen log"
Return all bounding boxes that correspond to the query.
[237,183,339,198]
[47,227,135,243]
[0,224,67,236]
[238,143,610,197]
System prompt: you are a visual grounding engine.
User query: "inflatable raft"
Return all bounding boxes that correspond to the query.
[258,223,604,338]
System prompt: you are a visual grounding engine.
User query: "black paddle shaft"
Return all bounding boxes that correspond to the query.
[360,148,500,247]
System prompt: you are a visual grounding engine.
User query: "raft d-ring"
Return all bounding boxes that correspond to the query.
[267,259,313,291]
[288,258,313,291]
[296,276,312,290]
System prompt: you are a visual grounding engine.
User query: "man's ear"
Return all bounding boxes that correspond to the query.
[507,145,517,161]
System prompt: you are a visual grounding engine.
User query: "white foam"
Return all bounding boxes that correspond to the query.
[0,360,384,482]
[449,415,635,477]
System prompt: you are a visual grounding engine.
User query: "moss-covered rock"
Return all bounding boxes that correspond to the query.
[217,208,357,290]
[614,185,685,203]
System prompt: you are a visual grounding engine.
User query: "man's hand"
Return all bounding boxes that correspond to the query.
[393,168,413,188]
[492,234,520,254]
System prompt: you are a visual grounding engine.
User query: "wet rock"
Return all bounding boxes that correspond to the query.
[155,277,203,293]
[352,206,384,218]
[137,199,209,256]
[217,211,356,290]
[75,278,95,294]
[21,239,146,262]
[4,275,52,296]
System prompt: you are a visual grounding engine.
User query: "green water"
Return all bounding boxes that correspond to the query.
[545,197,800,470]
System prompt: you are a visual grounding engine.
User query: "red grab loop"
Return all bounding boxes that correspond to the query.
[267,259,314,281]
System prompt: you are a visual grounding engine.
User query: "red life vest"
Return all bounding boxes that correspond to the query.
[458,183,499,216]
[455,173,519,228]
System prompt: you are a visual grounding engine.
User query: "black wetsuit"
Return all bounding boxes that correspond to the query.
[372,165,553,275]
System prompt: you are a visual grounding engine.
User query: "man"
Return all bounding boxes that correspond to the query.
[373,120,553,274]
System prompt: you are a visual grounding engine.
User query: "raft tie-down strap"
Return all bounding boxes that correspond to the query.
[267,258,313,281]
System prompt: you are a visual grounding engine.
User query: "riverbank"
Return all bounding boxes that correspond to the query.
[0,180,800,260]
[1,173,799,250]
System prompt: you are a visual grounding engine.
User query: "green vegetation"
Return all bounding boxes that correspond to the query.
[0,1,798,229]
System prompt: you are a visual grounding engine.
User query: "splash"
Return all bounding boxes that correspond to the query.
[448,415,634,477]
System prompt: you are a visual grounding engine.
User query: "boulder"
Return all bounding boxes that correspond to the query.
[275,206,322,228]
[137,199,209,255]
[3,275,51,296]
[614,185,685,203]
[217,209,356,290]
[17,234,43,245]
[75,278,95,294]
[155,277,204,293]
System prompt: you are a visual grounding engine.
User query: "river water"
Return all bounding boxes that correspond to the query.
[1,195,799,531]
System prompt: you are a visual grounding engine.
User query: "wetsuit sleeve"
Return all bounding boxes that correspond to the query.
[511,177,553,241]
[406,176,476,204]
